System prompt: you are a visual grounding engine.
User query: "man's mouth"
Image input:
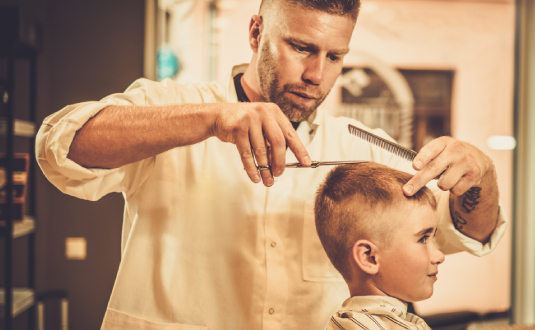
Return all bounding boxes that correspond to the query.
[290,91,316,100]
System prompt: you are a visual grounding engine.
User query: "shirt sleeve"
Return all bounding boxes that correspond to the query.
[35,78,226,201]
[367,127,508,257]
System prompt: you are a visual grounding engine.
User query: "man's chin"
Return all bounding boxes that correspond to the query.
[283,107,316,122]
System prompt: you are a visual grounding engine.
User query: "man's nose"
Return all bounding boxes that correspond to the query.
[431,242,446,265]
[302,55,325,85]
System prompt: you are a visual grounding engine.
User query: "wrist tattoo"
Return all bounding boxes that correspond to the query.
[461,187,482,213]
[452,211,467,230]
[450,196,468,230]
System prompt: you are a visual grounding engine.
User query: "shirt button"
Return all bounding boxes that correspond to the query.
[269,308,275,315]
[271,241,276,247]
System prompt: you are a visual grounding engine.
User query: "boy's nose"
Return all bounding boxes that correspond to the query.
[431,243,446,265]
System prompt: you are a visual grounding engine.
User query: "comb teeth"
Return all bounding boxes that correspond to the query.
[347,124,417,162]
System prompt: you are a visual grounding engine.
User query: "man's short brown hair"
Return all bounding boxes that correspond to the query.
[260,0,361,21]
[314,162,437,281]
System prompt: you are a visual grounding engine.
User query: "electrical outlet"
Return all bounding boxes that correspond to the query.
[65,237,86,260]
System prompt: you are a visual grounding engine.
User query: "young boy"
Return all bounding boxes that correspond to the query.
[315,162,445,330]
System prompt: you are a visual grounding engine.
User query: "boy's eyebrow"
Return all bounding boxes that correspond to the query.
[284,37,350,56]
[415,227,435,236]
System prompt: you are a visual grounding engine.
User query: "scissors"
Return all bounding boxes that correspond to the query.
[256,123,416,171]
[257,160,369,171]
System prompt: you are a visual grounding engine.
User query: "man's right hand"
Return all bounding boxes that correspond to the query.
[68,102,310,187]
[211,102,311,187]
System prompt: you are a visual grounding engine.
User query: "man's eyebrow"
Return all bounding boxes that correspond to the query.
[284,37,350,55]
[415,227,435,236]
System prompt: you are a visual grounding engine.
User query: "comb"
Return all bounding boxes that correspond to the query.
[347,124,417,162]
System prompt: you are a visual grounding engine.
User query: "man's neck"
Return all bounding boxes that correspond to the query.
[239,63,303,130]
[241,66,265,102]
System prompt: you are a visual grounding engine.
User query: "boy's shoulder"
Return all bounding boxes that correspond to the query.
[326,296,432,330]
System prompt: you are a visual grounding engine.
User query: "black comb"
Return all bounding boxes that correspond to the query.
[348,124,417,162]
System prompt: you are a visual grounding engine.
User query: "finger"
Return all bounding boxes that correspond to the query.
[235,129,261,184]
[262,119,287,177]
[250,125,274,187]
[403,155,452,196]
[436,164,466,192]
[449,176,478,196]
[441,161,482,196]
[412,137,449,170]
[276,117,311,168]
[266,139,273,171]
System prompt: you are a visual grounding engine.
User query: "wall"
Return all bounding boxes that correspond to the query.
[512,0,535,324]
[0,0,145,328]
[214,0,515,316]
[43,1,144,328]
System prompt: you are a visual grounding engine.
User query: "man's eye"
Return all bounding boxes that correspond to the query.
[418,236,429,244]
[328,54,340,62]
[295,46,307,52]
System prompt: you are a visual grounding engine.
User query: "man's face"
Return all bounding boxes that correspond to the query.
[376,203,445,302]
[256,4,354,122]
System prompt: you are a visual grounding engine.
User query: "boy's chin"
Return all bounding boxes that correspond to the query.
[395,289,434,303]
[409,290,434,303]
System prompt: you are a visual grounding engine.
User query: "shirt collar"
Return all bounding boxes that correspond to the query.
[339,295,408,315]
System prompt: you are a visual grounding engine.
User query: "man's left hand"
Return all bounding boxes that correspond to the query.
[403,136,492,196]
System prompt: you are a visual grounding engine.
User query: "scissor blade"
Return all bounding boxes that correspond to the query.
[285,160,369,168]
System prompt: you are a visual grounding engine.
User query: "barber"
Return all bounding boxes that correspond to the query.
[37,0,506,329]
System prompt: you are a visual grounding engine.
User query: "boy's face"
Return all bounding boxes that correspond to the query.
[376,202,445,302]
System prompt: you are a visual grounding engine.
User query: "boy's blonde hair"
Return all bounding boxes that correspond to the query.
[314,162,437,281]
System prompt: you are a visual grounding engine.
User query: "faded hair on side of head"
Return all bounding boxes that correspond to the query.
[314,162,437,281]
[260,0,361,21]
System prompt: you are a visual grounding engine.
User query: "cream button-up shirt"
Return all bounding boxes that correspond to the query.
[36,64,507,330]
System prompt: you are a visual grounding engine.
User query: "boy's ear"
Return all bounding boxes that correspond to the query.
[351,239,379,275]
[248,15,263,52]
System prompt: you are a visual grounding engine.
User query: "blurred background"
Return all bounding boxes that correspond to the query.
[0,0,533,329]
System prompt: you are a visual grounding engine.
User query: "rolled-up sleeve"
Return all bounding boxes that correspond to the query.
[35,78,213,201]
[36,99,160,201]
[37,78,228,201]
[434,190,508,256]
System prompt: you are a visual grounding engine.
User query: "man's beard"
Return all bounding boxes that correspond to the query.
[257,42,330,122]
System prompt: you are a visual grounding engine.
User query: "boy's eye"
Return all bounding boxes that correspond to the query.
[418,236,429,244]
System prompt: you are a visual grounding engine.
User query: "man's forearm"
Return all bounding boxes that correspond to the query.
[449,165,500,244]
[67,103,217,169]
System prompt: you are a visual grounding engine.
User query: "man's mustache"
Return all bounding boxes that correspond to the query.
[283,84,323,99]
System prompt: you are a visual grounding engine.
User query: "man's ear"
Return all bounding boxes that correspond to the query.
[351,239,379,275]
[248,15,263,52]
